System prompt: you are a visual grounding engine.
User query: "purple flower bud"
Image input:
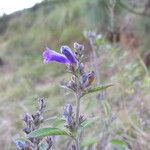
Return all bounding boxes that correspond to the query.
[23,127,31,134]
[71,145,76,150]
[66,116,73,126]
[64,104,73,116]
[81,73,88,84]
[60,46,77,64]
[46,136,53,148]
[32,111,44,125]
[15,141,29,150]
[81,71,96,88]
[23,113,32,124]
[15,141,24,149]
[43,47,70,64]
[74,42,84,51]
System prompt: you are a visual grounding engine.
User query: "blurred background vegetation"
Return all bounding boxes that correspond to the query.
[0,0,150,149]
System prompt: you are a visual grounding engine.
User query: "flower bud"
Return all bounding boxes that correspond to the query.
[61,46,77,64]
[74,42,84,51]
[23,127,31,134]
[81,71,96,88]
[46,136,53,148]
[23,114,32,125]
[64,104,73,116]
[32,111,44,126]
[15,141,30,150]
[71,144,76,150]
[66,116,73,126]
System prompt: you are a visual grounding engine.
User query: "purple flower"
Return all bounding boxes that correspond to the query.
[60,46,77,64]
[43,47,70,64]
[43,46,77,65]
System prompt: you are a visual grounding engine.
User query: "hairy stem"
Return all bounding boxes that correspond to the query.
[76,95,80,127]
[75,136,80,150]
[75,94,80,150]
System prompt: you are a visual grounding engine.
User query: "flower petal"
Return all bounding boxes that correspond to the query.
[43,47,70,64]
[60,46,77,64]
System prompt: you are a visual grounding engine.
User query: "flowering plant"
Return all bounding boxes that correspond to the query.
[14,42,112,150]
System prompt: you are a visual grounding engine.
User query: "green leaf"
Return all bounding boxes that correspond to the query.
[110,139,127,147]
[82,84,113,97]
[81,137,99,148]
[28,128,70,138]
[81,117,98,128]
[102,100,111,117]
